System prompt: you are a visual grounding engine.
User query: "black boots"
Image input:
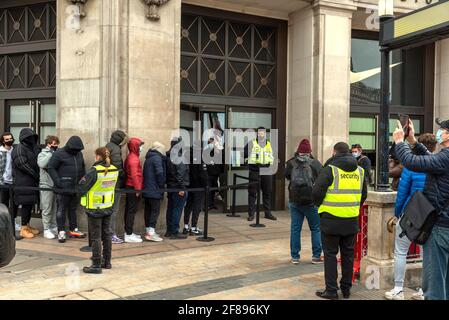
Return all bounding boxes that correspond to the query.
[102,260,112,269]
[83,265,102,274]
[315,290,339,300]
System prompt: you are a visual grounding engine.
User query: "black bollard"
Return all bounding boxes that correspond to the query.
[250,177,265,228]
[227,174,240,218]
[197,185,215,242]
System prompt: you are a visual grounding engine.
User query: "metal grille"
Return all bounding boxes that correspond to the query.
[0,2,56,91]
[181,14,277,99]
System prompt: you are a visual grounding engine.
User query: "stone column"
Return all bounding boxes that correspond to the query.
[434,39,449,130]
[287,1,356,164]
[360,192,396,290]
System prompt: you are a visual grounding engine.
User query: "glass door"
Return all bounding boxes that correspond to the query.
[225,106,275,212]
[5,99,56,145]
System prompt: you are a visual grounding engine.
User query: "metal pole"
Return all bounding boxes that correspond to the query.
[376,47,392,192]
[250,176,265,228]
[227,174,240,218]
[198,177,215,242]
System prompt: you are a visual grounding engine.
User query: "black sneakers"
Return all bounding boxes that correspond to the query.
[190,228,203,236]
[248,215,255,222]
[182,227,190,235]
[265,213,277,221]
[83,265,102,274]
[170,233,188,240]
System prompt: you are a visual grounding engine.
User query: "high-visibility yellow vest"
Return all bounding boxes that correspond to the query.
[248,140,274,165]
[318,165,364,218]
[81,165,119,210]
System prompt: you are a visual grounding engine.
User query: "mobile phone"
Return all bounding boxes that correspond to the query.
[398,113,410,137]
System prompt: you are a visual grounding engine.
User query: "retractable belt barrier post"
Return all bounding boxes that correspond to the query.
[250,176,265,228]
[228,174,251,218]
[197,178,215,242]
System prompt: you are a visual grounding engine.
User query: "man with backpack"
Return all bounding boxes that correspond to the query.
[285,139,323,265]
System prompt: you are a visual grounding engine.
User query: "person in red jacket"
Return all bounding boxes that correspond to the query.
[124,138,144,243]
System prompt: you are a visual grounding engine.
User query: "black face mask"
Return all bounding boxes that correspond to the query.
[4,140,14,147]
[51,146,58,152]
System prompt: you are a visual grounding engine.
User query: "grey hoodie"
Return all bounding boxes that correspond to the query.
[37,147,55,187]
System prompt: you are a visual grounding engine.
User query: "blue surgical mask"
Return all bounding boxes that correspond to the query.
[437,129,445,145]
[352,152,360,158]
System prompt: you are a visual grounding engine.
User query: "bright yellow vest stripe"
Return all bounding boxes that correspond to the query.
[318,165,364,218]
[248,140,274,165]
[81,165,118,210]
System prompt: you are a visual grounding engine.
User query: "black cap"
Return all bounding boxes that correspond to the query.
[351,144,362,149]
[436,118,449,130]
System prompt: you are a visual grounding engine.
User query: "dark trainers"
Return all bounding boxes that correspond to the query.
[190,228,203,236]
[170,233,188,240]
[248,215,255,222]
[182,227,190,235]
[265,214,277,221]
[83,265,102,274]
[312,257,324,264]
[341,289,351,299]
[101,261,112,270]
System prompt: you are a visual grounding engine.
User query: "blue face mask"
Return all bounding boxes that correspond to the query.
[436,129,445,145]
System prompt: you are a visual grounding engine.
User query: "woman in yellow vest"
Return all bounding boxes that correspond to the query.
[78,147,119,274]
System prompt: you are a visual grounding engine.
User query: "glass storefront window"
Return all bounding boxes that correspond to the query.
[40,104,56,123]
[229,111,271,129]
[10,105,31,124]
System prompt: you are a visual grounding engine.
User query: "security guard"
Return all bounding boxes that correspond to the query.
[244,127,277,221]
[312,142,367,300]
[79,147,119,274]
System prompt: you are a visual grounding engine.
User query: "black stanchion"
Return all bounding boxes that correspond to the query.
[197,183,215,242]
[250,177,265,228]
[227,174,240,218]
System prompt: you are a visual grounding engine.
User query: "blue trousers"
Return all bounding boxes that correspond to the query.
[422,225,449,300]
[289,202,322,260]
[166,192,188,235]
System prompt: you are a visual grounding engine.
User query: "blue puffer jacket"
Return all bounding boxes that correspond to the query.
[143,149,166,199]
[396,142,449,228]
[395,167,426,218]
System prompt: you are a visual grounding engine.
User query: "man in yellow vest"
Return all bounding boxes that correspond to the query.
[244,127,277,221]
[312,142,367,300]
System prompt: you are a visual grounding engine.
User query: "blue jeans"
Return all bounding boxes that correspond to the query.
[422,225,449,300]
[289,202,322,260]
[166,192,188,235]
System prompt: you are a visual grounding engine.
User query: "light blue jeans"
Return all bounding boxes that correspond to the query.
[289,202,322,260]
[394,219,413,288]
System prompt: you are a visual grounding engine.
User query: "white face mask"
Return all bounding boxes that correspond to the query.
[139,146,144,154]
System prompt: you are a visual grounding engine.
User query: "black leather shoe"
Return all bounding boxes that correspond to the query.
[170,233,188,240]
[342,290,351,299]
[83,265,102,274]
[248,215,255,222]
[316,290,339,300]
[265,214,277,221]
[101,261,112,269]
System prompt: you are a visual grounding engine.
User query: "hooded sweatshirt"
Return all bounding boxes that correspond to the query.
[124,138,144,191]
[48,136,86,192]
[106,130,128,188]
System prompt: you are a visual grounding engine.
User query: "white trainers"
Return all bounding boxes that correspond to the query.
[144,232,163,242]
[44,229,56,240]
[124,233,143,243]
[385,289,405,300]
[412,288,425,300]
[58,231,66,243]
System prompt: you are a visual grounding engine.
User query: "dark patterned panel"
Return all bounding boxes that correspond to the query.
[7,6,26,44]
[181,13,277,100]
[0,56,5,89]
[0,10,6,44]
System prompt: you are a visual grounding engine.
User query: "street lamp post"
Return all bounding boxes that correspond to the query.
[376,0,394,191]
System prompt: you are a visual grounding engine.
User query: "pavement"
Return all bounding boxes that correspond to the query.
[0,211,419,300]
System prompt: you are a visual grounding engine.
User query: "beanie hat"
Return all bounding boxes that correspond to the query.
[297,139,312,154]
[436,118,449,130]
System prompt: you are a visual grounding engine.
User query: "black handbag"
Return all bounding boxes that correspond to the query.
[399,191,446,245]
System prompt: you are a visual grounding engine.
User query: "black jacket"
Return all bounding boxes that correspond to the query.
[285,154,322,205]
[166,146,190,190]
[396,142,449,228]
[0,204,15,268]
[143,149,166,199]
[357,155,372,185]
[11,128,40,205]
[190,147,208,188]
[106,130,127,188]
[48,136,86,194]
[78,160,114,218]
[312,153,368,236]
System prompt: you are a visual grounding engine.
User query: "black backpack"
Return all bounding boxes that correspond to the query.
[289,158,314,205]
[0,204,16,268]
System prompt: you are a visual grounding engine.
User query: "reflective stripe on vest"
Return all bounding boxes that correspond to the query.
[248,140,274,165]
[81,165,119,210]
[318,165,364,218]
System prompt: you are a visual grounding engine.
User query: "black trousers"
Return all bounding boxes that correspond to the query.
[88,215,112,266]
[56,194,79,232]
[20,204,33,226]
[322,232,357,293]
[248,171,272,217]
[208,175,219,207]
[144,198,161,229]
[184,191,204,228]
[124,187,139,235]
[0,188,18,221]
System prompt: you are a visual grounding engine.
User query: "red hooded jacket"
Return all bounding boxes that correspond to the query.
[124,138,144,191]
